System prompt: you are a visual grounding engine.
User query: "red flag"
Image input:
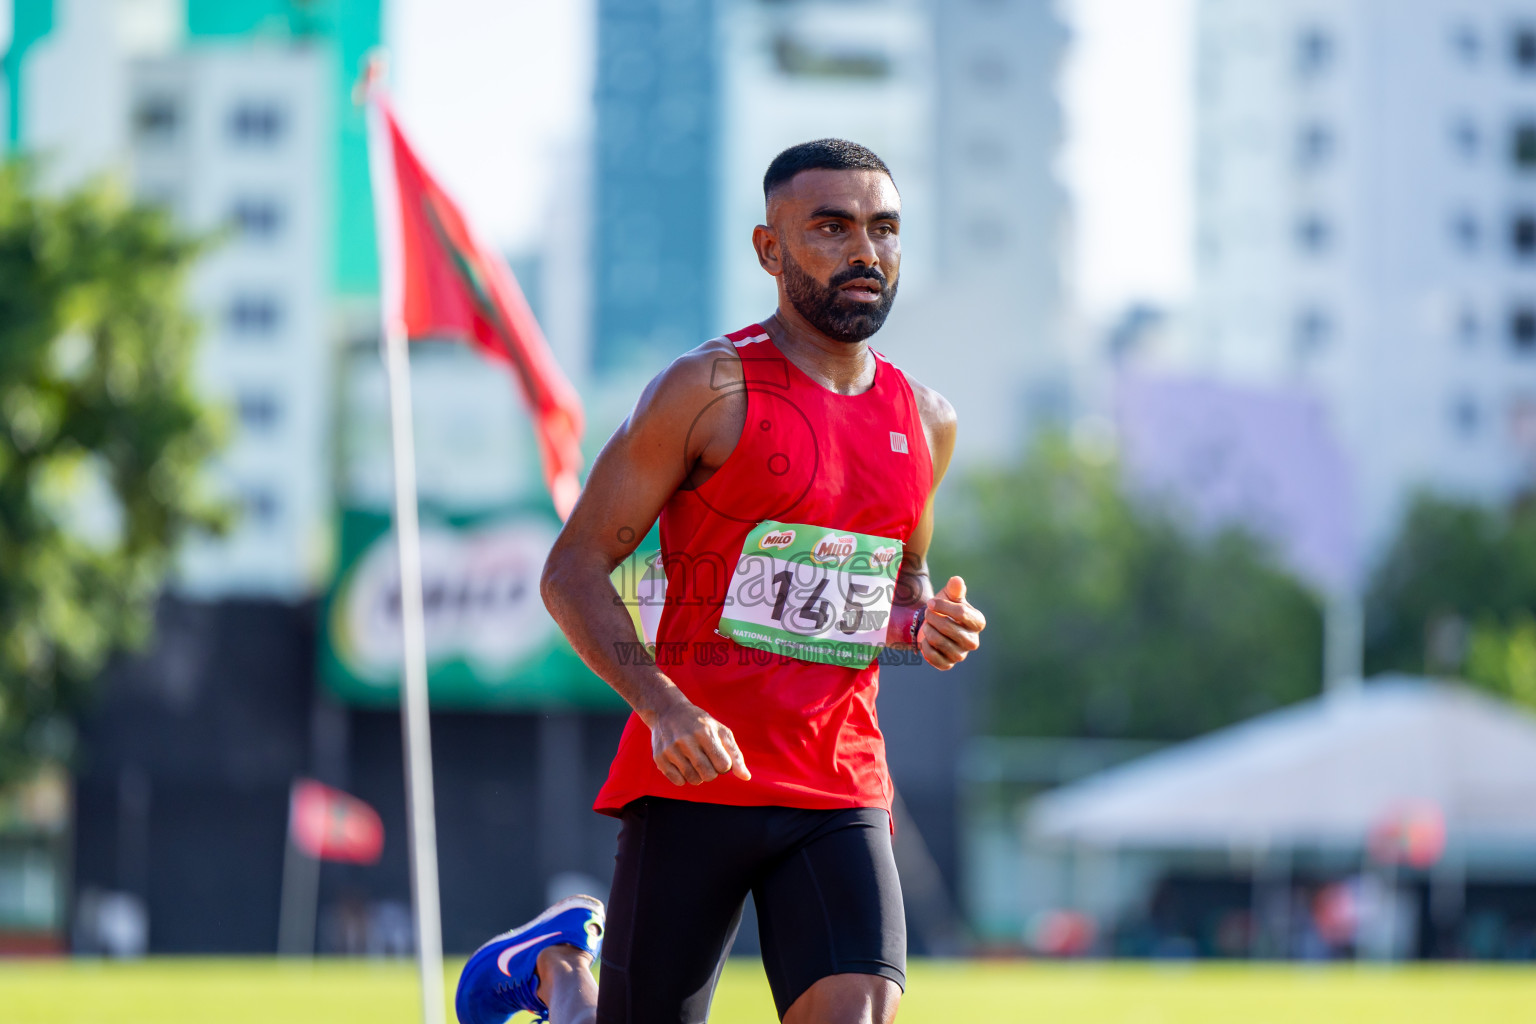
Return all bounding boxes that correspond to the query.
[289,779,385,865]
[1368,801,1446,869]
[364,66,585,518]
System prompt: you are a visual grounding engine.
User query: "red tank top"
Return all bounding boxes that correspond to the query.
[594,323,934,816]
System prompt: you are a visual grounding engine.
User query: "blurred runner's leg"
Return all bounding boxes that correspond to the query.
[536,945,599,1024]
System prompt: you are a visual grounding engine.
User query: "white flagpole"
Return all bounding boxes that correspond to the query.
[384,326,447,1024]
[365,67,446,1024]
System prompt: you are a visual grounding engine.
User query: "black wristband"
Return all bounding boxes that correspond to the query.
[908,605,927,646]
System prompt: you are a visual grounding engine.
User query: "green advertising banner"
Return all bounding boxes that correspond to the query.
[321,342,631,710]
[319,504,631,709]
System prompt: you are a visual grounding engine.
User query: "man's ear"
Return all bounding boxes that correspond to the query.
[752,223,782,277]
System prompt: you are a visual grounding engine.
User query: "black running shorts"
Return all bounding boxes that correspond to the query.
[595,797,906,1023]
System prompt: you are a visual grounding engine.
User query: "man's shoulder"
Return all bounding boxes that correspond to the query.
[652,325,769,397]
[627,329,762,436]
[892,367,956,435]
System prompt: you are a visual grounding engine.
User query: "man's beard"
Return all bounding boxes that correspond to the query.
[781,249,899,344]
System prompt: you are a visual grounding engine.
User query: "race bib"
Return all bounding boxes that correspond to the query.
[718,520,902,668]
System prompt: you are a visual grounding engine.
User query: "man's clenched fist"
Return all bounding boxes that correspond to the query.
[919,575,986,670]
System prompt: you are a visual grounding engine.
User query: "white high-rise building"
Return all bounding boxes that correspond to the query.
[4,0,369,600]
[716,0,936,335]
[128,46,333,599]
[922,0,1071,453]
[1194,0,1536,548]
[712,0,1070,466]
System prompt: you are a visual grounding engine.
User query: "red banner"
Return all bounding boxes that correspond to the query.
[289,779,384,865]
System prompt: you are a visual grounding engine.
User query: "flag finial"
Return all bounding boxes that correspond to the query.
[354,48,389,107]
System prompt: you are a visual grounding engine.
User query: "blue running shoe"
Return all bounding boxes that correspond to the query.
[455,893,605,1024]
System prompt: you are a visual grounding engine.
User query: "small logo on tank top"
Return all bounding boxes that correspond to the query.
[758,529,796,550]
[810,533,857,566]
[890,431,908,454]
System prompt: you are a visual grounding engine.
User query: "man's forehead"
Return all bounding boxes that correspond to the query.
[768,168,900,216]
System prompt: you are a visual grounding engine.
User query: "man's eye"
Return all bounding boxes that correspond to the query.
[821,223,842,234]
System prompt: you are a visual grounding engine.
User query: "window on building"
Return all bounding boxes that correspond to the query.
[771,36,891,79]
[228,295,281,335]
[968,217,1008,250]
[1197,51,1222,102]
[1296,25,1335,79]
[1513,121,1536,170]
[1458,305,1481,346]
[1453,210,1481,252]
[231,198,283,240]
[229,102,285,145]
[1197,153,1220,192]
[243,488,281,526]
[1452,116,1481,158]
[1512,396,1536,452]
[1509,304,1536,350]
[134,96,178,141]
[236,391,281,431]
[1296,122,1335,170]
[1198,229,1221,269]
[1515,26,1536,71]
[1511,211,1536,258]
[971,55,1009,88]
[1293,306,1333,358]
[1453,24,1482,63]
[1296,212,1333,254]
[1451,394,1481,438]
[966,137,1009,169]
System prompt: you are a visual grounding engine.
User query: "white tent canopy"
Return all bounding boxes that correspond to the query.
[1027,678,1536,849]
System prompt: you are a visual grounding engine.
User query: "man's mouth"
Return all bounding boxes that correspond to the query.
[838,278,884,304]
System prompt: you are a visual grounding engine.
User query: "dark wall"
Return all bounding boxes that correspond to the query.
[879,650,974,893]
[336,710,625,954]
[73,597,631,955]
[73,599,313,953]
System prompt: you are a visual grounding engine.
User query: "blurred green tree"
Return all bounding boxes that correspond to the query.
[0,163,223,785]
[1365,493,1536,711]
[933,436,1325,739]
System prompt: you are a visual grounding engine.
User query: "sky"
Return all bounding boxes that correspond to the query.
[388,0,593,254]
[1060,0,1194,318]
[391,0,1193,319]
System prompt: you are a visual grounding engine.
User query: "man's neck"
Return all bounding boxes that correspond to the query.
[762,309,876,396]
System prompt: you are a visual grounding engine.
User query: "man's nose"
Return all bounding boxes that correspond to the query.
[848,228,880,269]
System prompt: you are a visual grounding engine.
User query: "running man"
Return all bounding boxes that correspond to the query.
[456,139,986,1024]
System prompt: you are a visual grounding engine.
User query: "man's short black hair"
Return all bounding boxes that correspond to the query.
[762,138,893,201]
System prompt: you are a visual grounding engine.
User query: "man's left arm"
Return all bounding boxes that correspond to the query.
[884,383,986,670]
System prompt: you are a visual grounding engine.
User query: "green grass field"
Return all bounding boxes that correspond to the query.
[3,958,1535,1023]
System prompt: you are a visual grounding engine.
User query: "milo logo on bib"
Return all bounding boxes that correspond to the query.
[719,520,903,668]
[810,533,856,566]
[758,529,796,550]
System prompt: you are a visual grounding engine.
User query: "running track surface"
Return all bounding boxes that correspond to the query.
[3,958,1534,1023]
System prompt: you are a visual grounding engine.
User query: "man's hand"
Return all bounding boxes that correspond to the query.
[920,575,986,671]
[648,697,752,786]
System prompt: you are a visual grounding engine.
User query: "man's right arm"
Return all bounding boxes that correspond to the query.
[540,346,751,787]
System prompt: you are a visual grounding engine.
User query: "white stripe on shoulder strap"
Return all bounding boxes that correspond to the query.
[732,330,772,349]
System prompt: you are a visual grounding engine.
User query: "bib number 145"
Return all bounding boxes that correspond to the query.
[718,521,902,668]
[769,572,886,635]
